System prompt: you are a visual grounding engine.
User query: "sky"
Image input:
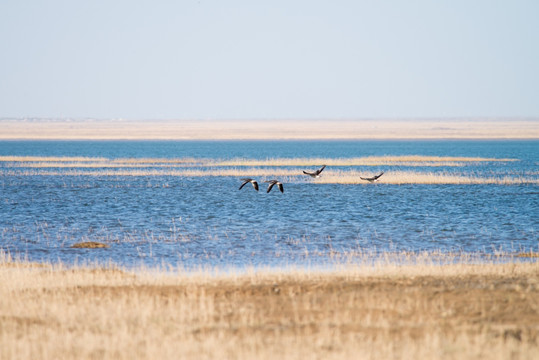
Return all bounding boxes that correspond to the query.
[1,0,538,120]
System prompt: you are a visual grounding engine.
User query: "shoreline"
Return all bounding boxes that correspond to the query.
[1,118,538,140]
[1,258,538,359]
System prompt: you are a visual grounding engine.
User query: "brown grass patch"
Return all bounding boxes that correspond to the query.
[517,252,539,258]
[0,258,538,359]
[70,241,110,249]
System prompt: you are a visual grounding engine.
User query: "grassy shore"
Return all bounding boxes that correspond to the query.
[1,255,538,359]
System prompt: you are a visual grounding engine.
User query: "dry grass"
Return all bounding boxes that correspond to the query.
[3,168,536,185]
[316,170,539,185]
[1,118,538,139]
[70,241,110,249]
[1,252,538,360]
[214,155,516,167]
[1,155,514,167]
[3,155,535,184]
[0,156,200,164]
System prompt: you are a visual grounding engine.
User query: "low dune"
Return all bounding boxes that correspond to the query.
[1,118,538,140]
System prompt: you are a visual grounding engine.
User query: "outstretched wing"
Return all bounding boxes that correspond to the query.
[316,165,326,175]
[277,183,284,193]
[373,171,384,180]
[303,170,314,176]
[239,178,257,190]
[239,180,250,190]
[266,182,276,193]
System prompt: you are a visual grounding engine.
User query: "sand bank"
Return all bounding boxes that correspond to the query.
[1,118,538,140]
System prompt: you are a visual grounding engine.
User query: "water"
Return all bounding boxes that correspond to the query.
[1,140,538,269]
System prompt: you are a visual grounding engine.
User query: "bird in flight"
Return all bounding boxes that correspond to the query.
[239,178,259,191]
[303,165,326,178]
[360,171,385,182]
[265,180,284,193]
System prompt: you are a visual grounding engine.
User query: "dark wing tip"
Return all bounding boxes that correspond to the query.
[278,183,284,193]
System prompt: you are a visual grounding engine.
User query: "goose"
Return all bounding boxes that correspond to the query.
[303,165,326,178]
[264,180,284,193]
[239,178,259,191]
[360,171,384,182]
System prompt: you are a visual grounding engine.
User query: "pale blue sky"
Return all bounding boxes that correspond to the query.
[1,1,538,119]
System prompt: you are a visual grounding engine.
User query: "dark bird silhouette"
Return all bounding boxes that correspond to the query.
[303,165,326,178]
[265,180,284,193]
[239,178,259,191]
[360,171,385,182]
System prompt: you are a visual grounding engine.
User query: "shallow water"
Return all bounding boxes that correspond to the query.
[1,140,538,269]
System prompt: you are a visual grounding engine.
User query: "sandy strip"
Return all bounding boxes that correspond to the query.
[1,118,538,140]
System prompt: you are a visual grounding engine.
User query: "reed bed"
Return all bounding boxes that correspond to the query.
[2,168,537,185]
[317,170,539,185]
[0,252,538,360]
[5,162,203,169]
[2,155,535,184]
[213,155,517,167]
[1,155,516,167]
[2,168,302,178]
[0,156,202,165]
[0,156,108,162]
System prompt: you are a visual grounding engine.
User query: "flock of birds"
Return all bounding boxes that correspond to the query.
[239,165,384,193]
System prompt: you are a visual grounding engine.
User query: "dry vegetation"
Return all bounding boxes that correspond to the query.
[70,241,110,249]
[316,170,539,185]
[1,252,538,360]
[2,155,536,184]
[213,155,517,166]
[4,168,536,185]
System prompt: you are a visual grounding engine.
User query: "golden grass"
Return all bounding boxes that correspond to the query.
[0,156,107,162]
[316,170,539,185]
[0,156,201,164]
[214,155,517,167]
[3,155,535,184]
[517,252,539,258]
[1,118,538,139]
[1,155,514,166]
[0,253,538,360]
[70,241,110,249]
[3,167,536,185]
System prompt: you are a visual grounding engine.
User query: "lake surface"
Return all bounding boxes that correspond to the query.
[1,140,538,269]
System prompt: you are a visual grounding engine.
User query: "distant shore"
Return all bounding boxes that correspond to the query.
[1,257,538,359]
[1,118,538,140]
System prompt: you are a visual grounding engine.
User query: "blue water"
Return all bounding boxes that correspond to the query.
[1,140,538,269]
[2,139,538,161]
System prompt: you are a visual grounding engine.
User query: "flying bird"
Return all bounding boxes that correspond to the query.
[265,180,284,193]
[360,171,384,182]
[239,178,259,191]
[303,165,326,178]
